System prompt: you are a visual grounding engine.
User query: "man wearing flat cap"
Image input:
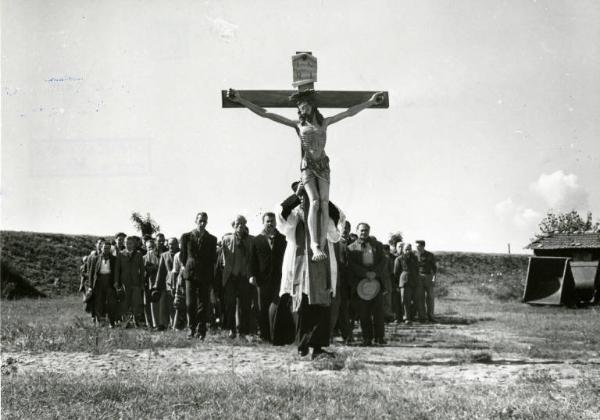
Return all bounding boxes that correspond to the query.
[415,240,437,323]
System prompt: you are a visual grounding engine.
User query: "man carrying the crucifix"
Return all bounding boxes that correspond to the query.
[227,88,383,263]
[276,182,346,358]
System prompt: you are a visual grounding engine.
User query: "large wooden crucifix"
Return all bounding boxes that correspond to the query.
[222,52,388,305]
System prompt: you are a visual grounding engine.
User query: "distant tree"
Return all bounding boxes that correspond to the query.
[388,231,404,248]
[130,212,160,237]
[537,210,599,236]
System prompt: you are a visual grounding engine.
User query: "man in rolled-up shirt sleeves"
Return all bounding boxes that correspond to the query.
[415,240,437,323]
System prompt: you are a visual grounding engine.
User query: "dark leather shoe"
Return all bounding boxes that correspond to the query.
[361,340,372,347]
[311,347,335,360]
[298,346,309,357]
[228,330,237,339]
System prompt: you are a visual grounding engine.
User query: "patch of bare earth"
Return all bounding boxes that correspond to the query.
[3,324,598,388]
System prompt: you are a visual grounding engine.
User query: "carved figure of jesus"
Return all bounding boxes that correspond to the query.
[227,88,383,262]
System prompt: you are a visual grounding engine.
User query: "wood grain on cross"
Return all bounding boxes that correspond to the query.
[221,52,389,109]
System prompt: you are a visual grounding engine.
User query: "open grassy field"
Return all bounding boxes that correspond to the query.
[2,230,597,418]
[2,283,599,419]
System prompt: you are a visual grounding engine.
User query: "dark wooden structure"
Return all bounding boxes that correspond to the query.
[523,233,600,305]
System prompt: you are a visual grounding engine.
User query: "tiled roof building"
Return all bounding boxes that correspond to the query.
[526,232,600,250]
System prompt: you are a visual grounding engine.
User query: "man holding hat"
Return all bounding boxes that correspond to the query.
[347,223,386,346]
[415,240,437,323]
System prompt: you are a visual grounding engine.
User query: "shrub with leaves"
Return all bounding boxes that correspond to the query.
[130,212,160,238]
[537,210,599,236]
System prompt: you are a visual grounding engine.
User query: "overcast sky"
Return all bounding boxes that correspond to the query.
[2,0,599,252]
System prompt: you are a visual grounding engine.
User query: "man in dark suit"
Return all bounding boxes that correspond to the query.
[115,236,145,327]
[250,212,287,342]
[88,241,118,327]
[220,215,254,338]
[347,223,386,346]
[179,212,218,339]
[330,220,354,344]
[153,237,179,330]
[143,238,161,329]
[85,238,106,322]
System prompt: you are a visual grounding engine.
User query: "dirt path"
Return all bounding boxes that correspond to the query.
[3,289,599,387]
[3,340,598,387]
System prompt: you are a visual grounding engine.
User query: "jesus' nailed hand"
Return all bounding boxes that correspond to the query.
[227,88,384,262]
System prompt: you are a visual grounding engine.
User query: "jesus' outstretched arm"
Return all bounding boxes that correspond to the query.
[227,89,297,128]
[325,92,385,126]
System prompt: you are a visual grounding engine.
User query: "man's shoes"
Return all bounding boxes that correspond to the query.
[298,345,309,357]
[361,340,372,347]
[228,330,237,339]
[311,347,335,360]
[187,330,196,339]
[375,338,387,345]
[196,330,206,340]
[404,319,412,325]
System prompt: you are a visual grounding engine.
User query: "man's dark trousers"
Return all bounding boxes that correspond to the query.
[224,274,252,334]
[186,279,210,336]
[95,273,117,324]
[296,294,331,352]
[256,283,274,341]
[358,291,384,342]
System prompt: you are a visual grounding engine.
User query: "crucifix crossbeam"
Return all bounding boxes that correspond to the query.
[221,52,389,109]
[221,90,389,108]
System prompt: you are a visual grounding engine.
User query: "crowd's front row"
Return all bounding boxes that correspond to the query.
[80,211,437,353]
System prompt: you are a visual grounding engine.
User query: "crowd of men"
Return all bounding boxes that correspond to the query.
[80,210,437,351]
